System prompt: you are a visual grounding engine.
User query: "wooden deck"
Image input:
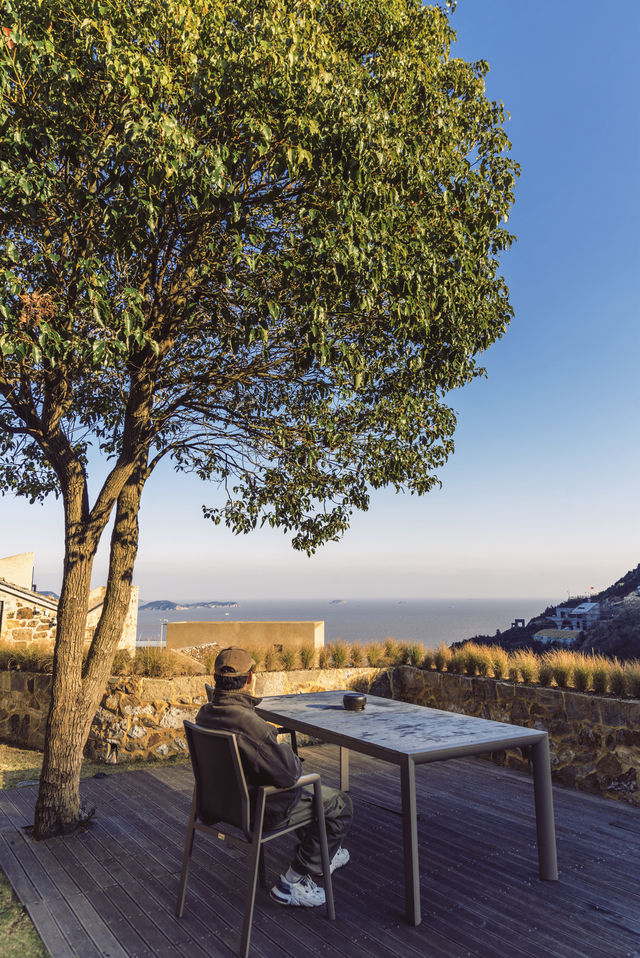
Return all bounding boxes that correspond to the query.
[1,744,639,958]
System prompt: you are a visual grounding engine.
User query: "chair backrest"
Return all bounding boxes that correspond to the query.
[205,682,215,702]
[183,721,252,837]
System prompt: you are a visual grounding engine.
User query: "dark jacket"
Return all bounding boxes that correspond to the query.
[195,689,302,828]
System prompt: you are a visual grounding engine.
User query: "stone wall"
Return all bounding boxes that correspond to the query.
[0,601,57,646]
[397,666,640,807]
[0,666,391,763]
[2,663,638,807]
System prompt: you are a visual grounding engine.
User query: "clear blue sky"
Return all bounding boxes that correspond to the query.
[4,0,639,601]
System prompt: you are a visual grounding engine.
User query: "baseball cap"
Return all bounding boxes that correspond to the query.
[214,647,256,676]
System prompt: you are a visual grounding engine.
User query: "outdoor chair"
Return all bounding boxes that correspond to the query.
[176,720,335,958]
[204,681,299,754]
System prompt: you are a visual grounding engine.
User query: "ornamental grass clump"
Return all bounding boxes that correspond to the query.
[299,644,316,669]
[395,642,411,665]
[407,643,425,668]
[421,648,435,669]
[111,649,132,675]
[330,641,348,668]
[366,643,383,667]
[264,649,279,671]
[0,641,54,673]
[349,644,364,667]
[475,645,494,677]
[247,647,264,671]
[318,647,331,669]
[280,649,296,671]
[513,650,538,685]
[490,648,509,679]
[433,642,451,672]
[0,642,18,670]
[447,650,466,674]
[461,644,479,675]
[608,661,627,697]
[548,650,574,688]
[383,638,399,663]
[572,658,592,693]
[625,660,640,699]
[591,656,609,695]
[537,658,554,687]
[133,647,199,677]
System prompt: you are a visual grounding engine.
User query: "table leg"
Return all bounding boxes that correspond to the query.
[400,757,421,926]
[531,735,558,880]
[339,747,349,791]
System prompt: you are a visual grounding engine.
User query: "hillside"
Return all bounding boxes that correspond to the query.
[458,563,640,660]
[577,605,640,659]
[594,563,640,602]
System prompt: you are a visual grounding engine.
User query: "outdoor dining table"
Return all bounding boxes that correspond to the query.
[256,690,558,926]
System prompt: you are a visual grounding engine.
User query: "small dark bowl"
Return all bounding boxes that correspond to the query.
[343,692,366,711]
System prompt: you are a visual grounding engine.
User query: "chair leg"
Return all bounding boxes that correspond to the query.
[313,780,335,920]
[258,846,268,889]
[176,791,197,918]
[240,792,268,958]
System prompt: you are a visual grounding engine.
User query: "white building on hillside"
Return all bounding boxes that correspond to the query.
[549,602,601,632]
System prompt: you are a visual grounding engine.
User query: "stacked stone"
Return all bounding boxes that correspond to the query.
[398,666,640,807]
[0,670,52,749]
[88,676,210,764]
[1,604,57,645]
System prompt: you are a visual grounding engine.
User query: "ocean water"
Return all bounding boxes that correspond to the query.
[136,597,554,647]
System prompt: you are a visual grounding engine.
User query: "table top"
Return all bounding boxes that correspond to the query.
[256,690,546,764]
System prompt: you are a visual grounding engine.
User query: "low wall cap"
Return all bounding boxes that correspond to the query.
[214,647,255,676]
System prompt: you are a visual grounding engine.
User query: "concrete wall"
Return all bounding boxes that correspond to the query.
[0,553,34,590]
[165,620,325,652]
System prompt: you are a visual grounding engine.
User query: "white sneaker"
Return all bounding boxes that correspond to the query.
[330,846,350,873]
[270,874,326,907]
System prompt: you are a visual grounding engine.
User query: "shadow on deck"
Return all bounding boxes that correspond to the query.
[0,744,638,958]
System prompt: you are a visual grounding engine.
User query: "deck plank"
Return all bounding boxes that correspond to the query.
[1,745,639,958]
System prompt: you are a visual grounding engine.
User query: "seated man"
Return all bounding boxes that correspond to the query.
[196,646,353,907]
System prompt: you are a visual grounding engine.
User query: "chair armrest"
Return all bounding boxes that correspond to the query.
[259,772,320,797]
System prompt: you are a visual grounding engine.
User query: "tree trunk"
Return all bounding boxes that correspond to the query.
[33,543,94,837]
[33,467,145,838]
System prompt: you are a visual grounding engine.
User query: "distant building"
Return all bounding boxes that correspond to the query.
[0,552,137,652]
[511,618,526,629]
[549,602,602,632]
[533,629,578,646]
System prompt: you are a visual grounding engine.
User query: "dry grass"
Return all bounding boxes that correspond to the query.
[299,644,316,669]
[405,643,640,699]
[2,637,639,698]
[349,643,364,667]
[366,642,384,667]
[433,642,451,671]
[329,641,349,668]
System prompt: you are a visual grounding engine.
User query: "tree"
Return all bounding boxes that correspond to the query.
[0,0,518,837]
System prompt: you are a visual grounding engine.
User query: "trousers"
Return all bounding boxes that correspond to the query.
[282,784,353,877]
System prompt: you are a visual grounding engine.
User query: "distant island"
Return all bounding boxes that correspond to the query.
[140,600,238,611]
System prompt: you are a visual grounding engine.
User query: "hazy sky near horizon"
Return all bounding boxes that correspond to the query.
[3,0,639,602]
